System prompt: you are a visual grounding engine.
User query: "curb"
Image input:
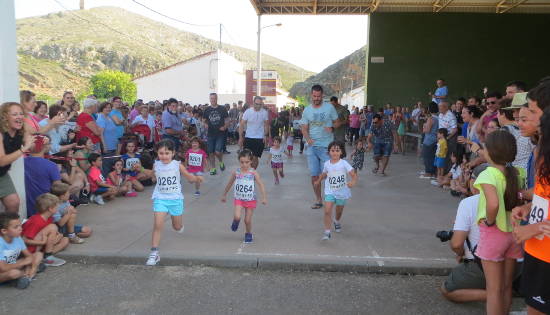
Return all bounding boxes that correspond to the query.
[57,253,453,276]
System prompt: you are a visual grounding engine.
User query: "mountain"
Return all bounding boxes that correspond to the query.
[289,46,365,99]
[15,6,315,100]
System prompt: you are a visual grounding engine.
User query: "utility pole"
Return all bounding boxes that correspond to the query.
[80,0,84,10]
[256,15,262,97]
[219,23,222,51]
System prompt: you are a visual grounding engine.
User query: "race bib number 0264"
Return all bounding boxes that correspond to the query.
[157,172,180,194]
[529,194,549,240]
[328,172,346,191]
[234,178,254,201]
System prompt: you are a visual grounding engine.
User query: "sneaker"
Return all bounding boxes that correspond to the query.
[126,191,138,197]
[176,225,185,234]
[334,222,342,233]
[275,179,280,185]
[321,231,331,240]
[194,191,200,196]
[95,195,105,205]
[220,162,226,172]
[15,276,31,289]
[210,168,217,175]
[418,171,426,175]
[43,255,66,267]
[244,233,253,244]
[69,236,85,244]
[146,251,160,266]
[89,194,96,204]
[419,175,433,179]
[430,180,440,186]
[79,190,90,205]
[231,219,240,232]
[37,262,46,274]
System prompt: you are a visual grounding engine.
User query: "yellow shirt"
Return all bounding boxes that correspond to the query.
[436,138,447,158]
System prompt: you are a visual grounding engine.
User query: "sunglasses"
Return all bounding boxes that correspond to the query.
[486,101,497,105]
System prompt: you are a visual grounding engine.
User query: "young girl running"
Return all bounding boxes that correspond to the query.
[185,137,208,196]
[146,140,203,266]
[108,159,140,197]
[221,149,267,244]
[267,136,287,185]
[350,138,366,173]
[286,133,294,157]
[314,141,358,240]
[474,130,524,315]
[122,141,155,184]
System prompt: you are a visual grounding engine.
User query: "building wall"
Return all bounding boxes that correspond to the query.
[217,51,245,102]
[366,13,550,107]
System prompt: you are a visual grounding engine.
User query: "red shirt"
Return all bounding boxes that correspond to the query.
[76,112,100,143]
[22,214,53,253]
[88,166,106,192]
[185,148,207,173]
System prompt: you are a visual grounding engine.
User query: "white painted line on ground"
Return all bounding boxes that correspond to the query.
[371,250,384,266]
[237,251,453,263]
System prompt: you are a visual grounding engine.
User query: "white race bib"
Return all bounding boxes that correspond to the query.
[156,170,181,194]
[328,171,346,191]
[126,157,140,170]
[529,194,549,240]
[188,153,202,167]
[234,176,255,201]
[272,153,283,163]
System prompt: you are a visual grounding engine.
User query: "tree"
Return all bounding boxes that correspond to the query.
[90,70,136,103]
[296,95,308,109]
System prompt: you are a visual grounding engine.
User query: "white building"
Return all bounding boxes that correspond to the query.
[341,86,365,108]
[133,50,245,105]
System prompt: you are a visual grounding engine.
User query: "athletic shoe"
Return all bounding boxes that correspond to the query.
[177,225,185,234]
[89,194,96,204]
[146,251,160,266]
[94,195,105,205]
[79,190,90,205]
[418,171,426,175]
[430,180,440,186]
[244,233,253,243]
[210,168,217,175]
[321,231,331,241]
[334,222,342,233]
[220,162,226,171]
[275,179,280,185]
[194,191,200,196]
[15,276,31,289]
[231,219,240,232]
[69,236,85,244]
[37,262,46,274]
[126,191,138,197]
[43,255,66,267]
[419,175,433,179]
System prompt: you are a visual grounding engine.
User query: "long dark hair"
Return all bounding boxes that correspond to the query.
[485,130,519,211]
[537,107,550,185]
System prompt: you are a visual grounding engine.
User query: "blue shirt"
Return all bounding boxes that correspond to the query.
[24,156,61,217]
[162,110,183,135]
[301,102,338,148]
[109,109,125,139]
[39,119,64,155]
[527,151,535,189]
[0,236,27,264]
[433,86,448,104]
[96,113,118,151]
[461,122,469,138]
[52,201,71,223]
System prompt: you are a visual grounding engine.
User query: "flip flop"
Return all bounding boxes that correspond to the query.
[311,203,323,209]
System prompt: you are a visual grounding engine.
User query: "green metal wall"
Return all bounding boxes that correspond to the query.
[366,13,550,108]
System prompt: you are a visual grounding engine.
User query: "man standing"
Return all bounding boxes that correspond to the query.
[438,101,458,166]
[161,98,184,150]
[430,79,448,104]
[301,85,338,209]
[478,91,502,139]
[411,102,423,132]
[239,96,269,170]
[330,96,349,143]
[367,114,397,176]
[204,93,229,175]
[505,80,526,100]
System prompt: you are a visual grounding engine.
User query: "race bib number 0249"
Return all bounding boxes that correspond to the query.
[328,172,346,191]
[529,194,549,240]
[188,153,202,167]
[157,172,180,194]
[234,178,254,201]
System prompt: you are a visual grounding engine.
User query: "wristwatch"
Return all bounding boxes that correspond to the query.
[483,219,495,227]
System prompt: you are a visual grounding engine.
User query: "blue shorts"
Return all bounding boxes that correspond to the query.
[306,145,329,177]
[434,157,446,168]
[153,199,184,216]
[94,187,108,195]
[373,142,393,157]
[324,194,347,206]
[207,134,224,154]
[58,224,83,235]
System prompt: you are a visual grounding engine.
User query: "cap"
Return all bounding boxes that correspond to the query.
[503,92,527,110]
[83,98,98,108]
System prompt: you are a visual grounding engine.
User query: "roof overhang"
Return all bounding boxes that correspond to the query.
[249,0,550,15]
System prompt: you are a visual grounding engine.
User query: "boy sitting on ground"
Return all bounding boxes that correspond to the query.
[22,193,69,267]
[87,153,119,205]
[50,182,92,244]
[0,212,45,289]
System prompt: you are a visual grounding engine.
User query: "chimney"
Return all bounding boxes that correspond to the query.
[79,0,84,10]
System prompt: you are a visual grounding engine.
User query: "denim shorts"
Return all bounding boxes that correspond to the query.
[207,134,225,154]
[373,142,392,157]
[434,157,446,168]
[324,194,347,206]
[58,224,83,236]
[306,145,329,177]
[153,199,184,216]
[94,187,108,195]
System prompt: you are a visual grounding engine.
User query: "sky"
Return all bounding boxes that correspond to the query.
[14,0,369,73]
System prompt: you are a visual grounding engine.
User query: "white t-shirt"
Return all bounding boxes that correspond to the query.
[242,108,268,139]
[286,136,294,146]
[134,114,155,131]
[152,160,183,200]
[453,194,480,260]
[270,147,285,163]
[323,159,353,199]
[450,164,462,180]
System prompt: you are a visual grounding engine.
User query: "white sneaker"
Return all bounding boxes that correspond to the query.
[146,251,160,266]
[431,180,440,186]
[43,255,66,267]
[95,195,105,205]
[176,225,184,234]
[89,194,96,203]
[419,175,432,179]
[321,231,331,240]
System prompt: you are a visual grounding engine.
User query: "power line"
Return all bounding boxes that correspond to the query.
[131,0,218,27]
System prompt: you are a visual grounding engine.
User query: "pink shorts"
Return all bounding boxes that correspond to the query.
[475,224,523,262]
[287,145,293,151]
[271,162,283,169]
[234,199,257,209]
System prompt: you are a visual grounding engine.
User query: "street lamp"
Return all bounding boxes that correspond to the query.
[256,16,282,98]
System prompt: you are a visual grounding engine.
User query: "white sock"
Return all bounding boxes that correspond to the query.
[324,229,331,234]
[334,220,340,225]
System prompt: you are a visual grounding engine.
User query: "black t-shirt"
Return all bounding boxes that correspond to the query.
[204,105,229,137]
[1,131,23,176]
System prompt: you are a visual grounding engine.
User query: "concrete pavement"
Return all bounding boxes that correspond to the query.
[59,144,463,273]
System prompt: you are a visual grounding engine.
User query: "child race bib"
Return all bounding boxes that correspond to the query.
[156,170,181,194]
[126,157,140,169]
[234,176,255,201]
[271,153,283,163]
[327,171,346,191]
[188,153,202,167]
[529,194,549,240]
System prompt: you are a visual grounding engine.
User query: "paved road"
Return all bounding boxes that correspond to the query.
[0,263,504,315]
[62,144,461,270]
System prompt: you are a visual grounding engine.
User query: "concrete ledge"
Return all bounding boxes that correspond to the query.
[57,252,454,276]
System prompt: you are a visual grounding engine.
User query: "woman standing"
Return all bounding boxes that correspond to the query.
[0,102,34,213]
[76,98,102,152]
[458,105,482,160]
[394,106,405,154]
[96,102,117,155]
[420,102,439,179]
[348,107,361,145]
[34,101,48,122]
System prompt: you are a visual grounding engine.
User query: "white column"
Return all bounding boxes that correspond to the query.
[256,14,262,97]
[0,0,26,217]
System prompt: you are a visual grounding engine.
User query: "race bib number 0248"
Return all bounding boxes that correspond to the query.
[157,172,180,194]
[234,178,254,201]
[328,172,346,191]
[529,194,549,240]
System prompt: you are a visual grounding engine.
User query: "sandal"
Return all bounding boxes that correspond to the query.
[311,203,323,209]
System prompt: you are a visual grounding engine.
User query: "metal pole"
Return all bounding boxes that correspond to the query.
[219,23,222,51]
[256,15,262,97]
[350,79,353,106]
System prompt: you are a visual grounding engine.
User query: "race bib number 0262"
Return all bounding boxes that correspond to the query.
[157,172,180,194]
[328,172,346,191]
[234,178,254,201]
[529,194,549,240]
[188,153,202,167]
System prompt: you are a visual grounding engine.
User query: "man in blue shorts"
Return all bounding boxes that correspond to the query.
[367,114,397,176]
[301,85,338,209]
[204,93,229,175]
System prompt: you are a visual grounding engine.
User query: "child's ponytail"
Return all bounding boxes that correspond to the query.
[503,163,520,211]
